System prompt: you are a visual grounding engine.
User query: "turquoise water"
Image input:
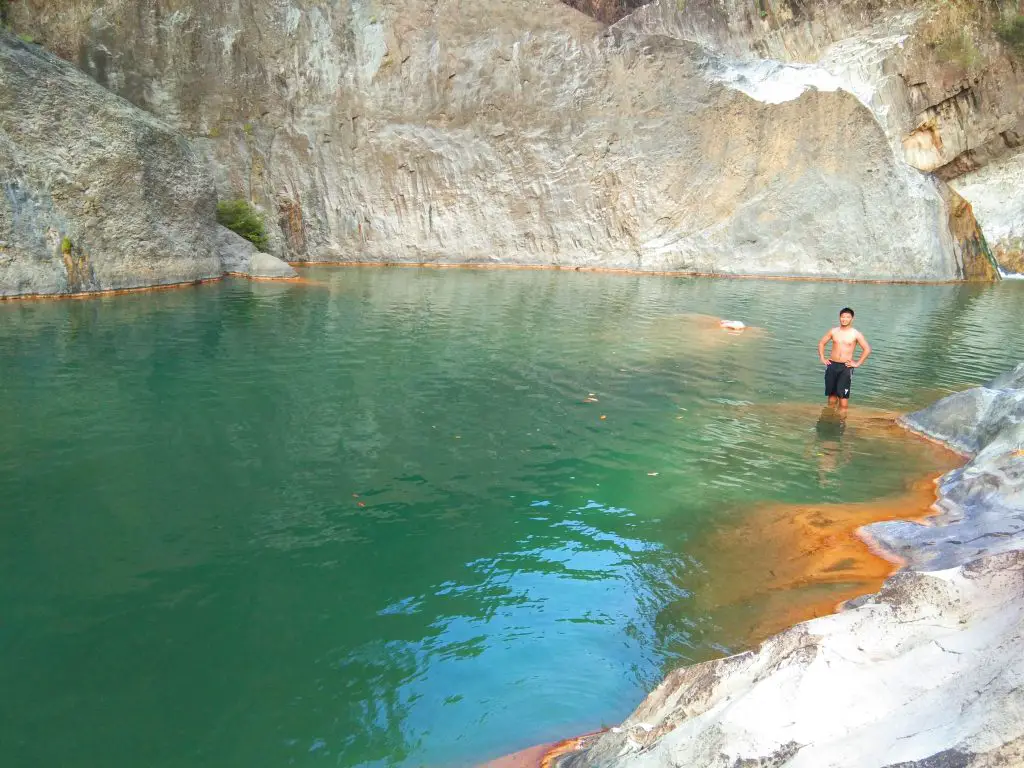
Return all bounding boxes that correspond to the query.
[1,269,1022,767]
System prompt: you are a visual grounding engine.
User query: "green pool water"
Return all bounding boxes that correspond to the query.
[1,269,1022,767]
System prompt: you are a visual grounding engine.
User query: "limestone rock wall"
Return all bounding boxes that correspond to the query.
[615,0,1024,178]
[613,0,1024,274]
[950,152,1024,275]
[4,0,967,280]
[0,31,223,296]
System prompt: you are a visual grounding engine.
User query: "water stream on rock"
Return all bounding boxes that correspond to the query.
[2,269,1023,767]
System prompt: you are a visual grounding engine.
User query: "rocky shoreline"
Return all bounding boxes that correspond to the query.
[552,364,1024,767]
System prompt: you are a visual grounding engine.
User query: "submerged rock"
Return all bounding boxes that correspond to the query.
[563,364,1024,767]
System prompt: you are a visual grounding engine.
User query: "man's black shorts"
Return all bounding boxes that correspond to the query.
[825,361,853,400]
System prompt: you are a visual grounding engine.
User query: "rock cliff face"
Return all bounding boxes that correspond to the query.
[560,365,1024,768]
[0,31,223,296]
[950,155,1024,276]
[615,0,1024,275]
[561,0,650,25]
[0,31,296,297]
[6,0,988,281]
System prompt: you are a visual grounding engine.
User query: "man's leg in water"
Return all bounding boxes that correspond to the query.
[837,366,853,412]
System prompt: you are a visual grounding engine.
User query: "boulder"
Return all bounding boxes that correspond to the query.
[216,226,297,279]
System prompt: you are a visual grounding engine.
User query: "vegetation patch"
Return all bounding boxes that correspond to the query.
[924,0,984,70]
[934,29,982,68]
[996,13,1024,55]
[217,199,269,252]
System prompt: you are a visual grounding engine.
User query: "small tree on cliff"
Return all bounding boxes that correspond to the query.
[217,199,270,252]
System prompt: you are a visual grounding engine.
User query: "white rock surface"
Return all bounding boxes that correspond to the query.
[567,553,1024,768]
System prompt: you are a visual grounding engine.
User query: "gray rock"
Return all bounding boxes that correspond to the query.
[0,31,222,296]
[870,371,1024,571]
[900,389,1012,456]
[867,429,1024,571]
[989,362,1024,390]
[216,225,297,279]
[9,0,964,279]
[901,379,1024,457]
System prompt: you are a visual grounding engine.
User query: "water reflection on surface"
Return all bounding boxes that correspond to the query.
[0,271,1022,766]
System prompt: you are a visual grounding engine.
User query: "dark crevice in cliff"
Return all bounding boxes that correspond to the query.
[559,0,653,24]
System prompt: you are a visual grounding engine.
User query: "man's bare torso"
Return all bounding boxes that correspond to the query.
[827,327,860,363]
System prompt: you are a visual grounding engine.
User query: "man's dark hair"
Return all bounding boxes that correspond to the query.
[839,307,855,317]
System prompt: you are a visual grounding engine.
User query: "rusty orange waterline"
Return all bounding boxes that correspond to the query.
[0,273,316,303]
[0,262,970,303]
[289,261,965,286]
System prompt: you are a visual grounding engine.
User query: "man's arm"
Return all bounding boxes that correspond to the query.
[849,332,872,368]
[818,330,832,366]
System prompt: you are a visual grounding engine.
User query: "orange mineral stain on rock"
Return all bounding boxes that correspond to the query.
[692,440,962,648]
[480,408,964,766]
[481,732,605,768]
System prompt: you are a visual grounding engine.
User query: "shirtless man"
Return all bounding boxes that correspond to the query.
[817,307,871,411]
